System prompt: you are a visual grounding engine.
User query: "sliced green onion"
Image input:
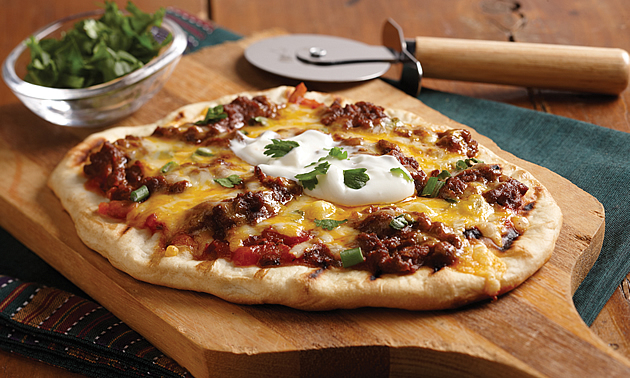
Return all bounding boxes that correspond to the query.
[194,147,214,157]
[421,177,438,196]
[340,247,364,268]
[390,214,413,230]
[455,158,484,171]
[251,116,268,125]
[420,177,445,198]
[130,185,149,202]
[437,170,451,180]
[455,160,469,170]
[390,167,412,182]
[160,161,177,174]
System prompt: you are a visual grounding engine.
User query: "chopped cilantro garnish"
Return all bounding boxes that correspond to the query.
[305,146,349,167]
[326,147,348,160]
[314,218,348,230]
[264,139,299,158]
[295,162,330,190]
[390,167,412,182]
[214,174,242,188]
[343,168,369,189]
[195,105,228,125]
[24,1,171,88]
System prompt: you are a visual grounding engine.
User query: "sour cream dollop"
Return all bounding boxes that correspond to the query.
[230,130,415,206]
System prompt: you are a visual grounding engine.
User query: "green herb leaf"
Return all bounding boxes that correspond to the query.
[24,1,171,89]
[340,247,364,268]
[343,168,369,189]
[390,214,413,230]
[390,167,412,182]
[195,105,228,125]
[305,147,349,168]
[295,162,330,190]
[130,185,149,202]
[263,139,299,158]
[214,174,242,188]
[160,161,178,173]
[327,147,348,160]
[314,218,348,230]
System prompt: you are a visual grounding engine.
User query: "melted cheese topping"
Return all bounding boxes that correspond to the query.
[121,101,523,280]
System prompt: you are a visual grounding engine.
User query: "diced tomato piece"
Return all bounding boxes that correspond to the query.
[202,239,231,260]
[144,214,166,233]
[260,228,311,247]
[288,82,308,103]
[232,246,261,266]
[287,83,324,108]
[97,200,137,220]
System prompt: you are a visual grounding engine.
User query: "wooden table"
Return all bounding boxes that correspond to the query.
[1,0,629,376]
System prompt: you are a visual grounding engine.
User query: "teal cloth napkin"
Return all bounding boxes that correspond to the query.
[417,90,630,325]
[1,6,628,377]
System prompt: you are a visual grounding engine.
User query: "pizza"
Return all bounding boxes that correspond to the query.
[48,84,562,311]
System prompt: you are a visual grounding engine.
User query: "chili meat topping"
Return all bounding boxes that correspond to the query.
[82,94,533,277]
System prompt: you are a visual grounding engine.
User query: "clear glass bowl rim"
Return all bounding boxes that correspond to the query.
[2,9,187,101]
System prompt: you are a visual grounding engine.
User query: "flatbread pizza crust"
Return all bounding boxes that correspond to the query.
[48,86,562,311]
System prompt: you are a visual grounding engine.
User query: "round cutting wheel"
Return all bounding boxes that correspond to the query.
[244,34,392,83]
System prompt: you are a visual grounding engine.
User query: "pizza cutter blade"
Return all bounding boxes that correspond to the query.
[245,18,630,96]
[244,19,422,95]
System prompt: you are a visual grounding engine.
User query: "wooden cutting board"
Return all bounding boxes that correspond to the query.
[1,32,628,377]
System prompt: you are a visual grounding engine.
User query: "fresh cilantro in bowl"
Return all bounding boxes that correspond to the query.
[24,1,172,89]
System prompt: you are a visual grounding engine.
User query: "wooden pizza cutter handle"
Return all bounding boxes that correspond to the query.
[413,36,630,95]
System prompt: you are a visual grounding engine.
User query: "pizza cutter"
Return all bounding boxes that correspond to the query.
[245,19,630,96]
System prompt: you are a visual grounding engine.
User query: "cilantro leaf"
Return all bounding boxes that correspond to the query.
[295,162,330,190]
[24,1,171,89]
[314,218,348,230]
[264,139,299,158]
[195,105,228,125]
[326,147,348,160]
[343,168,369,189]
[214,174,243,188]
[390,167,412,182]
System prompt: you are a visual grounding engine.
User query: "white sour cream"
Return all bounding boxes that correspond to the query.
[230,129,415,206]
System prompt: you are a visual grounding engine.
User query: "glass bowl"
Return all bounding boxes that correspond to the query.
[2,10,187,127]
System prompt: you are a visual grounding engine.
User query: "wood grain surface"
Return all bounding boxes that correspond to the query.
[0,27,628,377]
[1,0,629,376]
